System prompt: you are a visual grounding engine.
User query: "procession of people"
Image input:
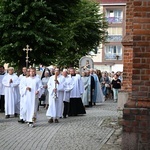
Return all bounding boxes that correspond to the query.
[0,65,122,128]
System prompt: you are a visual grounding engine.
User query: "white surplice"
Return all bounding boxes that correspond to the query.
[70,74,84,98]
[46,74,64,118]
[62,75,74,102]
[2,73,20,115]
[24,76,43,122]
[19,74,26,81]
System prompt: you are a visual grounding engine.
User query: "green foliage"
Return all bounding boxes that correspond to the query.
[55,0,108,67]
[0,0,108,69]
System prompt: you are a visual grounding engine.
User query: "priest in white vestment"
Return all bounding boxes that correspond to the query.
[46,68,64,123]
[2,67,20,118]
[18,69,30,123]
[24,67,43,127]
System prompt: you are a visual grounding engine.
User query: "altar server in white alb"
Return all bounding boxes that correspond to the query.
[18,69,30,123]
[46,68,64,123]
[25,67,43,127]
[2,67,20,118]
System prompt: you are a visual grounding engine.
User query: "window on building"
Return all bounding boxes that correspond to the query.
[105,45,122,60]
[106,9,123,23]
[107,27,123,42]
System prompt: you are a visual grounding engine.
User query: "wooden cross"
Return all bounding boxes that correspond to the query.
[23,45,32,68]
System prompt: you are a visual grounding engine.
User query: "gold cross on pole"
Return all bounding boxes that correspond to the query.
[23,45,32,68]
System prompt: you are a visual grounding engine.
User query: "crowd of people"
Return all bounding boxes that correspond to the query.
[0,65,122,128]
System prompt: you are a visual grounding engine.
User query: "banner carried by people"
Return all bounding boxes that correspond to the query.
[79,56,94,73]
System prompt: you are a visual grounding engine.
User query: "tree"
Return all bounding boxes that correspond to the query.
[0,0,108,70]
[53,0,108,67]
[0,0,60,68]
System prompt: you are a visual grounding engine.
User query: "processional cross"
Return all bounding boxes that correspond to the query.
[23,45,32,68]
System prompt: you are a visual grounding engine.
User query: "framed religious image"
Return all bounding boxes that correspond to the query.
[79,56,94,73]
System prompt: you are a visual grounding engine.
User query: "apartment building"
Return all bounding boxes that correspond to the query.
[92,0,126,72]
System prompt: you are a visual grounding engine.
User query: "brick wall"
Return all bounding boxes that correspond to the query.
[122,108,150,149]
[122,0,150,149]
[132,0,150,100]
[122,0,150,104]
[121,0,134,99]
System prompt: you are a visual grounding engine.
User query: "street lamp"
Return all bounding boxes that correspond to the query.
[23,45,32,68]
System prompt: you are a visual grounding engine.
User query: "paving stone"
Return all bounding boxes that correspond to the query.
[0,100,121,150]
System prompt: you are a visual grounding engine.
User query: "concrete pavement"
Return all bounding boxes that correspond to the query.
[0,100,121,150]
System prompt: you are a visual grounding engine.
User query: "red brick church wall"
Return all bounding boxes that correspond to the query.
[122,0,150,149]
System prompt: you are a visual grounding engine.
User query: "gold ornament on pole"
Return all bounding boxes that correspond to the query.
[23,45,32,68]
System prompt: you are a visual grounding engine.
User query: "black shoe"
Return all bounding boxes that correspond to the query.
[5,115,10,119]
[55,119,59,123]
[63,115,66,118]
[89,102,93,107]
[28,122,34,127]
[48,118,53,123]
[18,119,25,123]
[14,113,18,117]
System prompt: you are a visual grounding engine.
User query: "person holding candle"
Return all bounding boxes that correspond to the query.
[46,68,65,123]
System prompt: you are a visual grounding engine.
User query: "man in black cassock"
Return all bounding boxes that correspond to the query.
[68,68,86,116]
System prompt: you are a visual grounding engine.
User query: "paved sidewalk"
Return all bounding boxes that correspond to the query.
[0,100,121,150]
